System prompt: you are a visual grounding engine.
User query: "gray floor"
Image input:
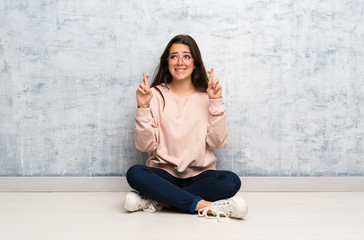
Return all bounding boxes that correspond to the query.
[1,192,364,240]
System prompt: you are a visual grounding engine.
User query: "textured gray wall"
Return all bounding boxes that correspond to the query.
[0,0,363,176]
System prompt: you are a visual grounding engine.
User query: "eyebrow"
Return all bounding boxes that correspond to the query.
[169,51,191,55]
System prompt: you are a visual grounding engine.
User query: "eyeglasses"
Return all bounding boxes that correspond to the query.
[167,54,194,65]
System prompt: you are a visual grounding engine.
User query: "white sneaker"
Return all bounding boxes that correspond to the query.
[124,191,162,213]
[198,196,248,221]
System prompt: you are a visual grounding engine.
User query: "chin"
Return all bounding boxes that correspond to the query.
[174,77,190,82]
[173,72,193,80]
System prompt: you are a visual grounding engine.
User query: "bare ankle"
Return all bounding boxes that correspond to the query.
[195,199,212,212]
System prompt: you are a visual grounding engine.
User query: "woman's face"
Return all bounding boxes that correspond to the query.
[167,43,195,82]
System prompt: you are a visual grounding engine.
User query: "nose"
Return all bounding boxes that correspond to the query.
[177,56,183,65]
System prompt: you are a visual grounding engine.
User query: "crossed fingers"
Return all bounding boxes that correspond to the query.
[208,68,222,97]
[138,72,151,94]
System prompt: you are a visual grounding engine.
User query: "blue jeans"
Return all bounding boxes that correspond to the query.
[126,165,241,213]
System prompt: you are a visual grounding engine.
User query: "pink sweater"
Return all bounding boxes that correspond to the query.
[134,84,229,178]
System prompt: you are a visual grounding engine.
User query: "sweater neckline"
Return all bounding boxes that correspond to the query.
[161,84,200,99]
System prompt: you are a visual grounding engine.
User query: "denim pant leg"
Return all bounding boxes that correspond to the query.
[126,165,201,213]
[182,170,241,202]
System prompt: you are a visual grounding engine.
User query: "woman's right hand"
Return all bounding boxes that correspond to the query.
[136,72,153,108]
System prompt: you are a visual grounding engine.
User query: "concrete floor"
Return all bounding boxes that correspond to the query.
[1,192,363,240]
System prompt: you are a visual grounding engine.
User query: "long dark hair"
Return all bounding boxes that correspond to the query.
[150,35,209,93]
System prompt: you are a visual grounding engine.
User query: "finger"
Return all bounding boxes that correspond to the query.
[214,84,222,94]
[208,68,214,82]
[139,85,146,94]
[137,87,146,95]
[207,81,214,90]
[139,81,150,94]
[139,82,145,89]
[142,73,151,91]
[142,72,148,85]
[208,77,213,89]
[213,78,219,88]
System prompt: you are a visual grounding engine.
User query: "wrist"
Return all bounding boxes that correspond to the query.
[137,104,150,108]
[209,96,222,100]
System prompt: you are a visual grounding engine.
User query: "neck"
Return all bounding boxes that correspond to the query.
[169,79,196,96]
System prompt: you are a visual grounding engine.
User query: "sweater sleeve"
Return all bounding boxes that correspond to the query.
[134,94,160,152]
[206,98,229,149]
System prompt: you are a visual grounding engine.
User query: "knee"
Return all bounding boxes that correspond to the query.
[126,165,145,187]
[211,171,241,200]
[223,171,241,195]
[230,172,242,193]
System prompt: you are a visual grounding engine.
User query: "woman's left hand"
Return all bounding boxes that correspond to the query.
[207,68,222,99]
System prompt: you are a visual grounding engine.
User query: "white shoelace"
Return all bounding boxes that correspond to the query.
[142,201,163,213]
[198,206,229,222]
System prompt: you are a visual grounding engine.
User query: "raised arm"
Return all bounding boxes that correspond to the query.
[206,68,229,148]
[134,73,159,152]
